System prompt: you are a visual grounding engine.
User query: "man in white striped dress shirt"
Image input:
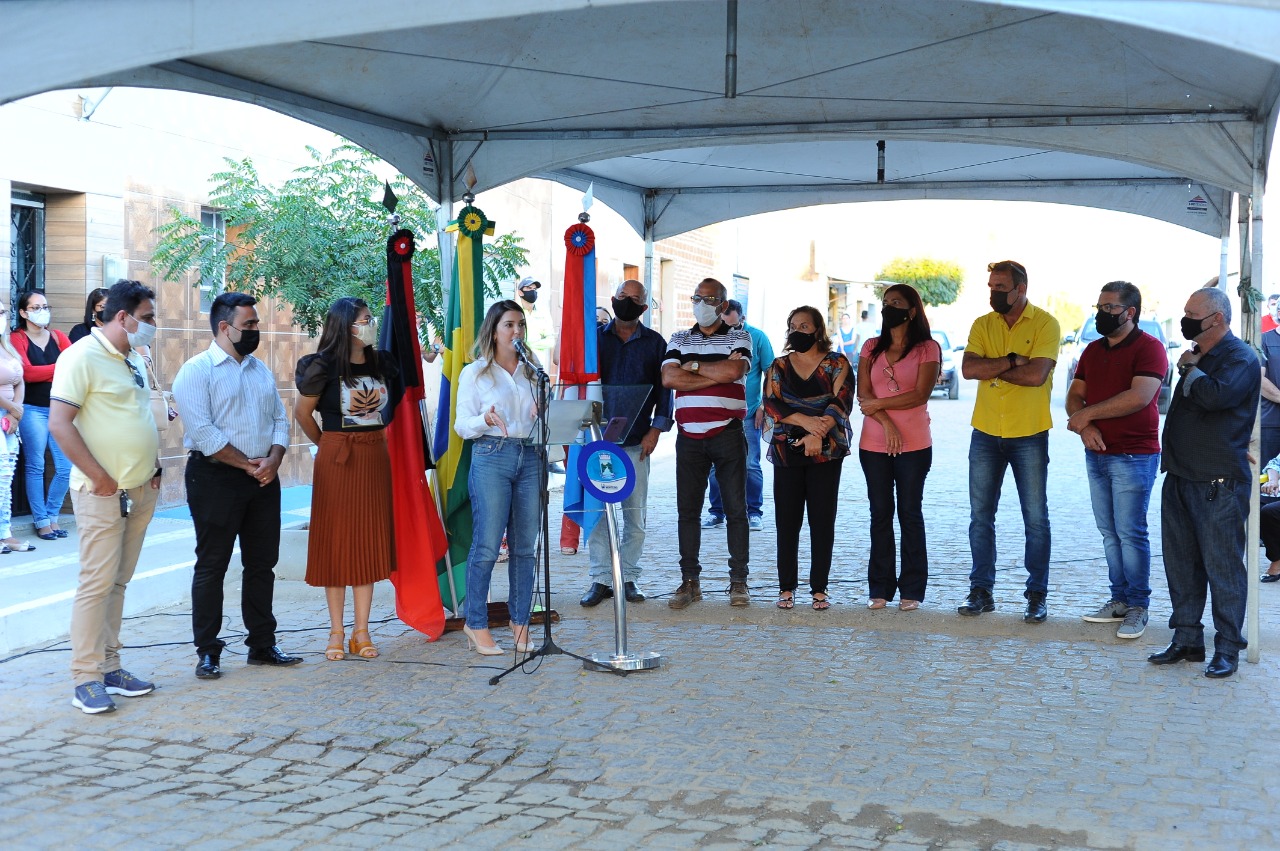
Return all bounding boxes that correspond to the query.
[661,278,752,609]
[172,293,300,680]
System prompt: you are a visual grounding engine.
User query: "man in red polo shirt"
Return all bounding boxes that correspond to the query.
[1065,281,1165,640]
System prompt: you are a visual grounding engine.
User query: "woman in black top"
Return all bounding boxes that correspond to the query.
[68,287,108,343]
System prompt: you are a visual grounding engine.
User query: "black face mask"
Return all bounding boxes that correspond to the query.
[1095,309,1128,337]
[611,296,646,322]
[881,306,911,331]
[787,330,817,353]
[990,289,1015,315]
[1181,314,1210,341]
[520,289,538,304]
[229,327,260,356]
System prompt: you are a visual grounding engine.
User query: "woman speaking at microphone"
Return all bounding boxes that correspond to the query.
[454,300,545,656]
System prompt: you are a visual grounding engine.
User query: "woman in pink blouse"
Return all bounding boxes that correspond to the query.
[857,284,940,611]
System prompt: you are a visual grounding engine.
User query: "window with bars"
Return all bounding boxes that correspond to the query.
[10,191,46,322]
[198,208,225,313]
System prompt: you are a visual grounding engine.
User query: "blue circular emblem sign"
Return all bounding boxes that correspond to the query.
[577,440,636,504]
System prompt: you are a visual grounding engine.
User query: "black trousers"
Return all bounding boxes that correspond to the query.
[188,455,282,657]
[676,420,749,581]
[1261,495,1280,562]
[773,458,843,594]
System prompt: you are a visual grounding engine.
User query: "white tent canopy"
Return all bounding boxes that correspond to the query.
[2,0,1278,244]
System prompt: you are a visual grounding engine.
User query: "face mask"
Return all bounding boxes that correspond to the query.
[353,322,378,347]
[881,306,911,330]
[228,326,260,356]
[127,315,157,349]
[692,301,720,327]
[1095,309,1128,337]
[612,296,646,322]
[520,289,538,304]
[990,289,1015,315]
[27,309,50,327]
[787,330,817,353]
[1181,314,1210,342]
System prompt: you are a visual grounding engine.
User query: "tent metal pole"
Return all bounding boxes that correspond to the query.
[1219,193,1233,285]
[643,194,656,326]
[1247,123,1266,664]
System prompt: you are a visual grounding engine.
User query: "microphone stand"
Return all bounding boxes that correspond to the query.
[490,342,595,684]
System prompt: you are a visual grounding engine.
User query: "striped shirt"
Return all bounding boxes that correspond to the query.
[663,321,751,438]
[172,342,290,458]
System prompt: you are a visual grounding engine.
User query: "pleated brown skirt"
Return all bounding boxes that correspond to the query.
[305,430,396,587]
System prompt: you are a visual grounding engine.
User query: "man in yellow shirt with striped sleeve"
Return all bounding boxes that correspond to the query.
[957,260,1060,624]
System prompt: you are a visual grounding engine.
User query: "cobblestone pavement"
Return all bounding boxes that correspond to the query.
[3,369,1279,850]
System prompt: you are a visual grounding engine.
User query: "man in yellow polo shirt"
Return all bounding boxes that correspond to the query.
[50,279,163,715]
[958,260,1060,623]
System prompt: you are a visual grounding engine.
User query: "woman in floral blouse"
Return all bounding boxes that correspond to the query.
[763,306,853,611]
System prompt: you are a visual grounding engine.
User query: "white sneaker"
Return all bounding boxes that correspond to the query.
[1082,599,1128,623]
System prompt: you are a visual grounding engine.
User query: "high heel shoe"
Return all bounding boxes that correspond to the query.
[325,630,345,661]
[348,629,378,658]
[463,625,506,656]
[511,624,535,653]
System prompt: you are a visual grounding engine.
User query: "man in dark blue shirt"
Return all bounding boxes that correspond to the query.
[1151,286,1260,679]
[579,280,674,607]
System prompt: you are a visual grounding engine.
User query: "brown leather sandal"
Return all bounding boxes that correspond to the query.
[325,630,345,661]
[349,629,378,658]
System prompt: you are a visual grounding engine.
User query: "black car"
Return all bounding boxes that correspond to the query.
[1065,317,1176,414]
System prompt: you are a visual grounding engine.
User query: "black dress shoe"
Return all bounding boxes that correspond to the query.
[624,581,645,603]
[195,654,221,679]
[1262,572,1280,583]
[580,583,613,607]
[1023,590,1048,624]
[246,646,302,666]
[957,587,995,616]
[1147,642,1207,665]
[1205,652,1238,678]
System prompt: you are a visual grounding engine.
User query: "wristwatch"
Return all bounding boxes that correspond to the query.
[1006,352,1018,369]
[1177,361,1195,376]
[690,361,701,373]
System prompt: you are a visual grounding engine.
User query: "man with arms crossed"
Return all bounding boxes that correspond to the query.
[172,292,301,680]
[663,278,752,609]
[578,280,673,606]
[50,280,163,714]
[958,260,1060,623]
[1150,286,1259,679]
[1066,281,1164,640]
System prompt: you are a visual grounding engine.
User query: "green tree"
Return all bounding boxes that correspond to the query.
[1041,291,1089,340]
[874,257,963,306]
[150,143,526,336]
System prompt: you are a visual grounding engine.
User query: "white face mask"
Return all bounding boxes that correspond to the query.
[127,315,157,349]
[27,308,50,327]
[353,321,378,347]
[692,301,720,327]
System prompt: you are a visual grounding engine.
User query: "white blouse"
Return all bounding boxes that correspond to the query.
[454,358,539,440]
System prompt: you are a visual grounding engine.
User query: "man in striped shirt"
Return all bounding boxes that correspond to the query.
[172,292,300,680]
[661,278,752,608]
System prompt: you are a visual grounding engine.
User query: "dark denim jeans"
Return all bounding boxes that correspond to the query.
[1085,450,1158,609]
[968,429,1050,593]
[1161,473,1249,657]
[464,437,543,629]
[708,409,764,519]
[676,421,749,580]
[860,447,932,602]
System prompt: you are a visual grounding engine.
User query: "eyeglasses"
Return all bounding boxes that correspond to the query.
[883,365,901,393]
[1094,303,1129,314]
[124,358,145,389]
[690,295,723,306]
[351,317,377,328]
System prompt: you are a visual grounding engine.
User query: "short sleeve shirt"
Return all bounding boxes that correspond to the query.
[858,338,941,453]
[967,303,1061,438]
[50,330,159,490]
[663,321,751,438]
[1073,327,1165,454]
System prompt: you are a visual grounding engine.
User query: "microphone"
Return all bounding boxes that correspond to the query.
[513,338,544,375]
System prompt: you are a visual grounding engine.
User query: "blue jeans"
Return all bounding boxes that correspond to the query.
[708,409,763,519]
[464,437,543,630]
[1085,451,1158,609]
[968,429,1050,593]
[588,444,649,584]
[1161,473,1249,657]
[19,404,71,528]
